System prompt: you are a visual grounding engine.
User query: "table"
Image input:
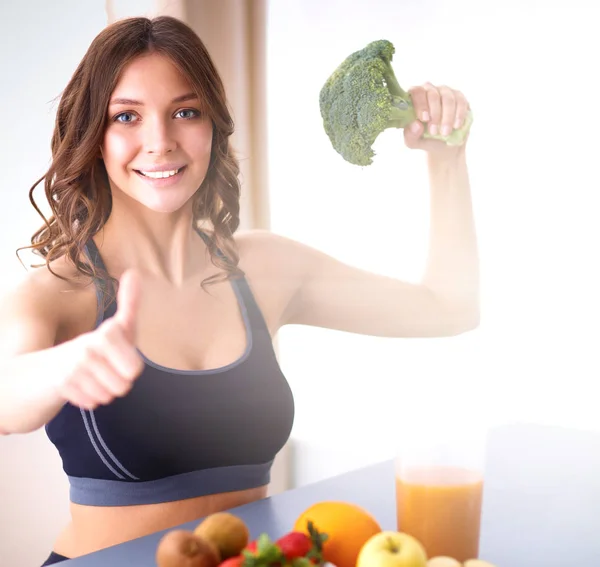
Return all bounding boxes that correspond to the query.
[61,423,600,566]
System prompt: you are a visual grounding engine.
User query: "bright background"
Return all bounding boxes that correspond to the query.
[0,0,599,564]
[265,0,600,484]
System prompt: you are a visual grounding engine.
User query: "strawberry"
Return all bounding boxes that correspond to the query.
[275,532,313,561]
[241,533,285,567]
[245,540,258,554]
[219,556,245,567]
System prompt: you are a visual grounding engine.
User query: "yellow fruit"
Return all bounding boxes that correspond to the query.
[427,558,462,567]
[293,501,382,567]
[357,531,428,567]
[194,512,249,560]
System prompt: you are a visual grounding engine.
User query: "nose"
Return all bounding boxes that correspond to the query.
[143,117,177,155]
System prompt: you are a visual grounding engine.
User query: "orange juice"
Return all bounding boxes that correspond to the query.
[395,466,483,562]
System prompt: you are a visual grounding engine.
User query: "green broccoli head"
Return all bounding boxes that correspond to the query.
[319,39,472,166]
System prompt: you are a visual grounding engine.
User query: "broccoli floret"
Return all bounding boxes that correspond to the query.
[319,39,473,166]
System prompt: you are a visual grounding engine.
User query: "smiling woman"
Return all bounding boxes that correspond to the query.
[0,12,479,567]
[23,15,243,292]
[1,16,288,564]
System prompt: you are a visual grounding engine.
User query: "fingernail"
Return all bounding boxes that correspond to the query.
[441,125,452,136]
[410,121,421,134]
[422,111,430,121]
[429,124,438,136]
[454,118,462,129]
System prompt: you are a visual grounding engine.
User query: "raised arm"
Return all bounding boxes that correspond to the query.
[255,83,479,338]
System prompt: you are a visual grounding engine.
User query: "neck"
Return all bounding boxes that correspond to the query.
[95,196,208,286]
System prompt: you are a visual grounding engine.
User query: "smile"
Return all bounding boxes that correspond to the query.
[136,167,182,179]
[134,166,187,186]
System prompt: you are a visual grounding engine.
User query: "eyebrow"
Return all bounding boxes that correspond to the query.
[109,92,199,106]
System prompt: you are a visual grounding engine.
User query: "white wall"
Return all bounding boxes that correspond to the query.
[0,3,110,565]
[265,0,600,486]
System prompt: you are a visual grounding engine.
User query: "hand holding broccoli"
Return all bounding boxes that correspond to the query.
[319,40,473,165]
[402,82,472,156]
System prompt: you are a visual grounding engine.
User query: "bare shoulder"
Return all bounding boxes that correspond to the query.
[0,256,98,356]
[233,228,287,258]
[234,229,313,271]
[233,229,314,331]
[233,229,318,285]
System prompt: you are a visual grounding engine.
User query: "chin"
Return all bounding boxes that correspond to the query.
[115,184,198,216]
[107,168,204,215]
[138,195,196,215]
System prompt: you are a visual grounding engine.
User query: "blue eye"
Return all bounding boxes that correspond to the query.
[114,112,137,123]
[175,109,201,119]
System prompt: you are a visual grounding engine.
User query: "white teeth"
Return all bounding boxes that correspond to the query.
[139,168,180,179]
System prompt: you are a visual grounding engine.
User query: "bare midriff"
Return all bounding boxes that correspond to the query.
[53,484,268,559]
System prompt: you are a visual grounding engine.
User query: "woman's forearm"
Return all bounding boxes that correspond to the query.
[422,145,480,325]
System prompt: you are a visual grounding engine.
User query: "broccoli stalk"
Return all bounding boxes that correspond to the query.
[319,39,473,166]
[377,59,413,127]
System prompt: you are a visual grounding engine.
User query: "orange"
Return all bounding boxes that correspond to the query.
[293,501,382,567]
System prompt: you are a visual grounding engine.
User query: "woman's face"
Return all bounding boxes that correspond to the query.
[101,52,213,215]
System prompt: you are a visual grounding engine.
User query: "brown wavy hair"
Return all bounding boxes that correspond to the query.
[18,15,243,300]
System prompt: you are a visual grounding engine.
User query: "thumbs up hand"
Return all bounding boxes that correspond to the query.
[55,270,145,410]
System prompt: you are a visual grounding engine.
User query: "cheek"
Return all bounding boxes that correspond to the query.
[102,131,137,171]
[187,125,213,163]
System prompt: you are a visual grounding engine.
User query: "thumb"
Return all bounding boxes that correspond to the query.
[403,120,426,149]
[115,269,141,342]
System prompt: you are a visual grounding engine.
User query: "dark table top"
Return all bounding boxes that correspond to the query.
[62,422,600,566]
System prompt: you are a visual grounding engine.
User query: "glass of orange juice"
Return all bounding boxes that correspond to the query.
[395,419,487,562]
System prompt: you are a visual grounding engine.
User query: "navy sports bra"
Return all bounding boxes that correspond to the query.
[45,234,295,506]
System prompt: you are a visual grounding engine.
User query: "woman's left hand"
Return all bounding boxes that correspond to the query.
[404,82,471,156]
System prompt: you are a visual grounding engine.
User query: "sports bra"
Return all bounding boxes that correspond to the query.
[45,232,295,506]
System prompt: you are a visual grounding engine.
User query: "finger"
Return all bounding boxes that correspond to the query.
[97,325,144,380]
[78,371,115,405]
[408,86,430,122]
[61,381,100,410]
[424,84,442,136]
[86,350,135,398]
[453,90,469,129]
[115,269,141,342]
[438,86,457,137]
[404,120,425,148]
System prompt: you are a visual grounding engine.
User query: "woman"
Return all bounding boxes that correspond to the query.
[0,15,479,566]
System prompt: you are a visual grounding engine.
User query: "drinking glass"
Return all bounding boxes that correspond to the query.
[395,419,487,562]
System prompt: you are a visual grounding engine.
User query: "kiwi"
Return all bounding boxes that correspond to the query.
[194,512,250,560]
[156,529,221,567]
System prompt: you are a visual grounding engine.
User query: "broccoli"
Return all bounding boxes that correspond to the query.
[319,39,473,166]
